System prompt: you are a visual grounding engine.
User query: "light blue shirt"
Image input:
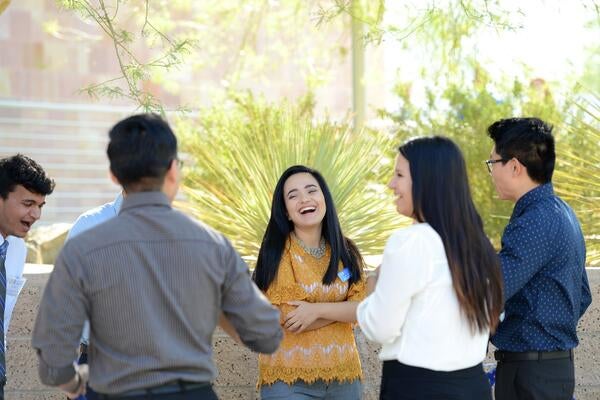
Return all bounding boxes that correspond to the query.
[66,194,123,241]
[66,193,123,344]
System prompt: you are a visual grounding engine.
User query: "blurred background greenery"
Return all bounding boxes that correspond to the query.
[46,0,599,265]
[176,93,399,263]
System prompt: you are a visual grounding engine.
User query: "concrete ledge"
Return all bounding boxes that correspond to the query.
[5,267,599,399]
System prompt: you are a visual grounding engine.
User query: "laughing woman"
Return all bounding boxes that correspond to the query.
[357,137,504,400]
[253,165,366,399]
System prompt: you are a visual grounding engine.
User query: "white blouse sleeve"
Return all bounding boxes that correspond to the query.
[357,228,433,344]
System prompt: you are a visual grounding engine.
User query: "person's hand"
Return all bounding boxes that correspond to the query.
[366,266,380,295]
[218,313,242,343]
[284,301,320,333]
[59,364,88,399]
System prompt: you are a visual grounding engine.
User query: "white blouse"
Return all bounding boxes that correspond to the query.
[357,223,489,371]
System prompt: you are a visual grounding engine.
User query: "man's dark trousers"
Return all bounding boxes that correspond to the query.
[495,352,575,400]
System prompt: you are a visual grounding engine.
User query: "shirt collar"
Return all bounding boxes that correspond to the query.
[119,191,171,213]
[512,182,554,219]
[113,193,124,214]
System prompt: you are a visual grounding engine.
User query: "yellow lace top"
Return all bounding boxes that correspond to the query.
[257,237,366,386]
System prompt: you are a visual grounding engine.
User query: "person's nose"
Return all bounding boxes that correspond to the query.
[30,206,41,221]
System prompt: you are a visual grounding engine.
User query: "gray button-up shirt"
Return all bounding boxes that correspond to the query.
[32,192,282,394]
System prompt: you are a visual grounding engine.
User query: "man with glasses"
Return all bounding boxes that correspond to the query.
[32,114,282,399]
[486,117,591,400]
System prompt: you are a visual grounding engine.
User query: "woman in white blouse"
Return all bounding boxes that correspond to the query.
[357,136,503,399]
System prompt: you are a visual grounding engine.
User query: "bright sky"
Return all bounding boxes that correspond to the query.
[381,0,597,109]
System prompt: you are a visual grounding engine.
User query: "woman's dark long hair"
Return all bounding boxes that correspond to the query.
[399,137,504,333]
[253,165,364,291]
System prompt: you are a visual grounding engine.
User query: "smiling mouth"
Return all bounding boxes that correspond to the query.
[299,206,316,215]
[21,221,33,230]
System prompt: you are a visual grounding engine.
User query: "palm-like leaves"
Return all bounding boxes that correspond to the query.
[554,94,600,266]
[176,94,404,265]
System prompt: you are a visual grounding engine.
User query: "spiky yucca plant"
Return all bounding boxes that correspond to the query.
[176,94,404,265]
[554,94,600,266]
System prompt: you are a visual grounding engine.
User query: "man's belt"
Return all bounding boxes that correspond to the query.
[494,349,573,362]
[95,380,211,399]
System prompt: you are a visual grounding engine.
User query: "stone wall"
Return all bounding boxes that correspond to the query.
[5,267,599,399]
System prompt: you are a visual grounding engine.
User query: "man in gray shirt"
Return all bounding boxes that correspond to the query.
[32,114,282,399]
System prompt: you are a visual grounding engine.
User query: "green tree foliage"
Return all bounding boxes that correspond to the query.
[381,61,560,238]
[317,0,514,46]
[50,0,349,114]
[353,2,600,264]
[53,0,599,264]
[381,63,600,264]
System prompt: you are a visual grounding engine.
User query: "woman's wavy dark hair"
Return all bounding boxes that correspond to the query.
[253,165,364,291]
[399,136,504,333]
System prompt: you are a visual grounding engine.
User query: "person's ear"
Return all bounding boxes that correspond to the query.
[165,159,178,184]
[512,158,524,176]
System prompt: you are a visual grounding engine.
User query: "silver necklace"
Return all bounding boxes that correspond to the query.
[293,233,326,259]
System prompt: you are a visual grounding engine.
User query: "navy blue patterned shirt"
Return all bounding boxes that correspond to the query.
[491,183,592,352]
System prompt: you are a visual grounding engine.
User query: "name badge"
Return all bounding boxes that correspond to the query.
[338,267,351,282]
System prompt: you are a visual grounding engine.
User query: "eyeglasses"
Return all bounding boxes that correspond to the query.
[484,158,509,174]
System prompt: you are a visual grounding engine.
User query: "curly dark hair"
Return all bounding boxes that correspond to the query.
[0,154,55,199]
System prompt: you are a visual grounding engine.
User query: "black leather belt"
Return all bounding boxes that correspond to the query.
[95,381,211,399]
[494,349,573,362]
